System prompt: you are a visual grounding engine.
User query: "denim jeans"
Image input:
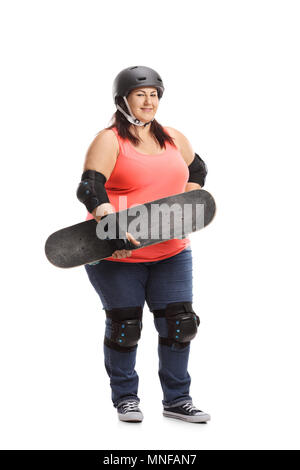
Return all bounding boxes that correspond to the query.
[84,246,194,408]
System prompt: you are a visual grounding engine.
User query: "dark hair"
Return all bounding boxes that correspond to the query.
[105,95,176,149]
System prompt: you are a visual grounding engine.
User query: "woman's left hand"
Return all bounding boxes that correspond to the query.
[111,231,140,259]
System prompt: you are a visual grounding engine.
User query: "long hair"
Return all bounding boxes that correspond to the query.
[105,95,176,149]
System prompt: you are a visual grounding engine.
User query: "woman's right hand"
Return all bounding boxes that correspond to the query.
[111,231,140,259]
[98,209,140,259]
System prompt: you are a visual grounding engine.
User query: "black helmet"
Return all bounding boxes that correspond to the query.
[113,65,164,104]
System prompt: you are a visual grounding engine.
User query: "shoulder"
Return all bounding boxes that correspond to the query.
[87,128,119,158]
[83,128,119,180]
[164,127,195,166]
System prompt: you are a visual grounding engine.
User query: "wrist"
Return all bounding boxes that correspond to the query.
[94,203,115,219]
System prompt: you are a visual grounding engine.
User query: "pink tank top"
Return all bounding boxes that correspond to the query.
[86,126,190,262]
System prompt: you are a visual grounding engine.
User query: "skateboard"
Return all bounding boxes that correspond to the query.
[45,189,216,268]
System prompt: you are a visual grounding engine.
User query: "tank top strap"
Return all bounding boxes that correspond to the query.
[111,126,128,155]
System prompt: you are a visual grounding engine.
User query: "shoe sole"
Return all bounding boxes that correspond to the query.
[118,412,144,423]
[163,411,210,423]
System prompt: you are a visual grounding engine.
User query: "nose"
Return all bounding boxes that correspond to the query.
[144,96,155,106]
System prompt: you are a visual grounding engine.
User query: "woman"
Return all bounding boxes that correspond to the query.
[76,66,210,423]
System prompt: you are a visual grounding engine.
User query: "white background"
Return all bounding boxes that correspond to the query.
[1,0,299,450]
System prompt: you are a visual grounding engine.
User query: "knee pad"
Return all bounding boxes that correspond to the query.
[153,302,200,348]
[104,306,143,352]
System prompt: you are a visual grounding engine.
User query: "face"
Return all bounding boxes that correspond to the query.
[126,87,159,121]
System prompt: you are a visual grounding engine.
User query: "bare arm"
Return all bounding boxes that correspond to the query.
[184,182,202,191]
[167,127,202,191]
[82,129,119,221]
[81,129,140,258]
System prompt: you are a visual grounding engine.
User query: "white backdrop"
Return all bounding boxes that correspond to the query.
[1,0,300,450]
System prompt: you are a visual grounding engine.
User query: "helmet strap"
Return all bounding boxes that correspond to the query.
[116,96,154,127]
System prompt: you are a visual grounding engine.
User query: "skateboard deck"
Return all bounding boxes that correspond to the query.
[45,189,216,268]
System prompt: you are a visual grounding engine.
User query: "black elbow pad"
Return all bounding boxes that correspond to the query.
[76,170,110,213]
[188,153,208,187]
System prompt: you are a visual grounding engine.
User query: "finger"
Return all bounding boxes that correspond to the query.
[126,232,141,246]
[112,248,131,259]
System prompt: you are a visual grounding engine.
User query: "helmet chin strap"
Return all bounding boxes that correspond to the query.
[116,96,154,127]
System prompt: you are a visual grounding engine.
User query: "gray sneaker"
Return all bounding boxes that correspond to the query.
[117,400,144,422]
[163,402,211,423]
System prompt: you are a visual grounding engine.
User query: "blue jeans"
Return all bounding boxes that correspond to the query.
[84,246,194,408]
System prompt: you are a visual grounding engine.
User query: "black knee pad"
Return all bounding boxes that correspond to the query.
[153,302,200,349]
[104,306,143,352]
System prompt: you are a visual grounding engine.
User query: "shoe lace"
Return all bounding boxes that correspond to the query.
[122,401,139,412]
[182,402,200,413]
